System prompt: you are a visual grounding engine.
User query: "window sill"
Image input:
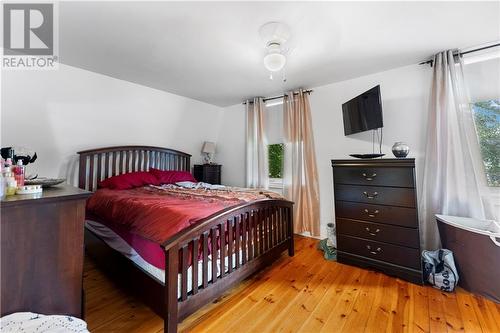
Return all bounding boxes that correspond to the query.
[269,178,283,189]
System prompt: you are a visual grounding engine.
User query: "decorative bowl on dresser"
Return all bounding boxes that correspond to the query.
[331,158,423,284]
[193,164,221,185]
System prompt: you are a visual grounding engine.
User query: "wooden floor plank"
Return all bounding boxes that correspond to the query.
[384,270,403,333]
[179,237,311,332]
[470,294,500,333]
[441,290,466,332]
[410,283,431,333]
[405,282,416,333]
[485,297,500,318]
[319,267,370,332]
[270,261,345,333]
[243,255,336,333]
[340,269,383,333]
[455,288,483,333]
[187,240,319,333]
[297,264,360,332]
[92,304,164,333]
[427,287,450,332]
[363,274,395,333]
[210,245,323,333]
[83,236,500,333]
[391,279,411,332]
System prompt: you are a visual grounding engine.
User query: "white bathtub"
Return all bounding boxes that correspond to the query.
[436,215,500,303]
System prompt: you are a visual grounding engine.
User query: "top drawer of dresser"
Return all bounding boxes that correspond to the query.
[333,166,414,188]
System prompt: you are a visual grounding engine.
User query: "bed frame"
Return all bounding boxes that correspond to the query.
[78,145,294,333]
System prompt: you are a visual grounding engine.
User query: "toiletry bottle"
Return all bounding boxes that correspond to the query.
[4,158,12,172]
[5,172,17,196]
[14,160,25,186]
[0,165,5,199]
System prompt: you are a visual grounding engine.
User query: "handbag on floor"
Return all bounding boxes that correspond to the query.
[422,249,459,292]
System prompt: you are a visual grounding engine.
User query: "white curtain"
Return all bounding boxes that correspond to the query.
[246,97,269,188]
[283,90,321,236]
[420,50,496,250]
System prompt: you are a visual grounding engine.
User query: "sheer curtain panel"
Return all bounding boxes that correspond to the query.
[420,50,496,250]
[283,90,321,236]
[246,97,269,188]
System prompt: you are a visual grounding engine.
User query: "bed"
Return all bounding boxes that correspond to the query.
[78,146,294,333]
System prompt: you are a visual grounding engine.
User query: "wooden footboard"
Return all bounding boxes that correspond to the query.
[162,199,294,333]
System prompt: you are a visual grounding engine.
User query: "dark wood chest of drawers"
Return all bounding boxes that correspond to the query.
[193,164,221,185]
[1,185,91,317]
[332,158,423,284]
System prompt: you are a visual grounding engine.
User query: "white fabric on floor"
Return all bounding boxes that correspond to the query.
[0,312,89,333]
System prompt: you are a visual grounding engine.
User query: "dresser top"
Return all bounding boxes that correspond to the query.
[194,164,221,166]
[331,158,415,167]
[1,184,91,207]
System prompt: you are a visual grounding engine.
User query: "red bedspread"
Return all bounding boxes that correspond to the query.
[86,185,282,245]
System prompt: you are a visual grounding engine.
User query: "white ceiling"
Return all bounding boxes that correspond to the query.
[59,1,500,107]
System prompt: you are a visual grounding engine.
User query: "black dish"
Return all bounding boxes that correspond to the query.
[349,153,386,159]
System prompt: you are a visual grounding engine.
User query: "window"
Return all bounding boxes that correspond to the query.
[268,143,284,188]
[472,99,500,187]
[264,102,284,190]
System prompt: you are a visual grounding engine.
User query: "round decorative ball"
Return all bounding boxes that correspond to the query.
[392,142,410,158]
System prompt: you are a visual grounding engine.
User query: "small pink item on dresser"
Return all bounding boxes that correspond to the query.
[13,160,25,186]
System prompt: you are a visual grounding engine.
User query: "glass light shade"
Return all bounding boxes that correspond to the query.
[264,53,286,72]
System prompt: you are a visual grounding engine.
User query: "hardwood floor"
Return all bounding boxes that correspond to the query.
[84,236,500,333]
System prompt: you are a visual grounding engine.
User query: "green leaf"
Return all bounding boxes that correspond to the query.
[472,99,500,187]
[268,143,284,178]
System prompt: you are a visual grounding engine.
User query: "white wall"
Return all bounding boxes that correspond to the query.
[218,64,433,238]
[311,64,432,237]
[215,103,246,187]
[1,64,223,185]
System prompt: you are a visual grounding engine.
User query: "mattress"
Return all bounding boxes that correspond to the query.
[85,220,242,297]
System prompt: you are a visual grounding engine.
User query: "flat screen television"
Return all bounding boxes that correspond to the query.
[342,85,383,135]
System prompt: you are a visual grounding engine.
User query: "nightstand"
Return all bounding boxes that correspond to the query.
[193,164,221,184]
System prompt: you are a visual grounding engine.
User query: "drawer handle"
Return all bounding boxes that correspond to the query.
[362,173,377,181]
[363,191,378,199]
[365,227,380,236]
[363,209,380,218]
[366,245,382,255]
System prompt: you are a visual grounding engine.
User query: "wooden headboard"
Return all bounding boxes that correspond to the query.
[78,145,191,191]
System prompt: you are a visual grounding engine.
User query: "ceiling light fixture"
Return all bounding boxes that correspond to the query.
[259,22,291,77]
[263,43,286,72]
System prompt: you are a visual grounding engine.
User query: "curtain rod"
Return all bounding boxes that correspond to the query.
[242,89,313,105]
[419,43,500,66]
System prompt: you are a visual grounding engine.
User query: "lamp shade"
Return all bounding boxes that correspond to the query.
[264,53,286,72]
[201,141,216,154]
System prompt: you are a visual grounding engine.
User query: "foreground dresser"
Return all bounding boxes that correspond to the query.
[332,158,422,284]
[1,185,91,317]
